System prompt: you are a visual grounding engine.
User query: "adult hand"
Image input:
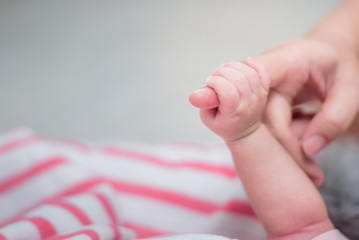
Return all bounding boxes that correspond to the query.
[258,38,359,153]
[190,38,359,185]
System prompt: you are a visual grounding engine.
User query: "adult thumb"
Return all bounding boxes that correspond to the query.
[302,75,359,155]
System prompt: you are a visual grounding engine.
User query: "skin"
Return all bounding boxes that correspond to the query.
[189,0,359,183]
[190,60,334,239]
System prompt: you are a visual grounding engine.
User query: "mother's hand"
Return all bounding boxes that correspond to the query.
[257,38,359,156]
[190,38,359,185]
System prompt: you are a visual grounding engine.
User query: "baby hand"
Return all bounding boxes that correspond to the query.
[190,59,269,142]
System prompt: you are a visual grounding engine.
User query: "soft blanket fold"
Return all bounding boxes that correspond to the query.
[0,127,264,240]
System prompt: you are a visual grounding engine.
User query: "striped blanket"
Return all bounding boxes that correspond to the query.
[0,127,265,240]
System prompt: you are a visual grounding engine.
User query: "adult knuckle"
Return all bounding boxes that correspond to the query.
[323,113,345,132]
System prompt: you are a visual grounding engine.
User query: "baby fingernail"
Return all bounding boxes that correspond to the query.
[193,88,207,93]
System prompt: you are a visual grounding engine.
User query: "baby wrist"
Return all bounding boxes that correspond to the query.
[225,122,265,146]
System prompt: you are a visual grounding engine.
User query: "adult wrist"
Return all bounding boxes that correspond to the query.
[305,0,359,57]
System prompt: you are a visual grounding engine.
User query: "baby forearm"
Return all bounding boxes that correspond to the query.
[226,124,333,239]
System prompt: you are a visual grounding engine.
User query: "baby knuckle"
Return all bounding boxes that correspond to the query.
[213,67,231,77]
[212,68,222,76]
[221,62,239,68]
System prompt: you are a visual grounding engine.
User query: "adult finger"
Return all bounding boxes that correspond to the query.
[264,92,325,186]
[302,66,359,156]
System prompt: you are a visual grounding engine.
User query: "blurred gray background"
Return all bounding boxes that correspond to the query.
[0,0,339,142]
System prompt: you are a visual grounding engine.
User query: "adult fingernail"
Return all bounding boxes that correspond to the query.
[303,135,326,156]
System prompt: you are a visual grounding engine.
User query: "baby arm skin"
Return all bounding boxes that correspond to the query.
[227,124,333,239]
[190,59,333,239]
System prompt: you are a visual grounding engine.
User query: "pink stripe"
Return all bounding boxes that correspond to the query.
[27,217,57,238]
[0,178,104,227]
[102,147,237,179]
[48,229,99,240]
[112,181,216,213]
[66,179,254,218]
[57,178,104,197]
[220,200,256,218]
[62,179,253,217]
[110,224,121,240]
[0,177,255,230]
[0,135,40,155]
[50,201,92,225]
[0,157,67,194]
[111,180,255,218]
[124,222,167,238]
[62,178,255,218]
[0,233,7,240]
[92,192,118,224]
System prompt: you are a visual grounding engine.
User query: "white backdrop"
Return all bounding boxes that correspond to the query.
[0,0,339,142]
